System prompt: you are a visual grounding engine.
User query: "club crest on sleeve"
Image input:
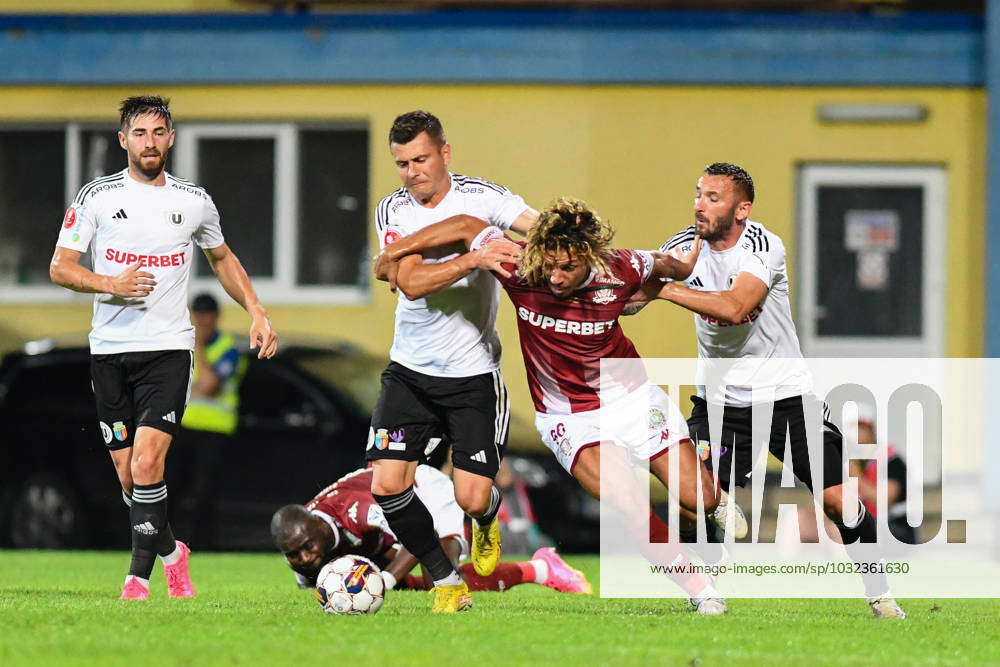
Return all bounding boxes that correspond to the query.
[62,207,77,229]
[383,229,401,246]
[373,428,389,450]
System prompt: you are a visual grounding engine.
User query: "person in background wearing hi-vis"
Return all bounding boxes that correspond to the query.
[178,292,247,548]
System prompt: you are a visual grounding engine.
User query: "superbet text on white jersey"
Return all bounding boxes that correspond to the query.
[55,170,225,355]
[660,221,810,406]
[374,173,529,378]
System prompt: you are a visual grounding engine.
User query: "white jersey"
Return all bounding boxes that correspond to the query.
[55,169,225,355]
[375,173,529,377]
[661,220,811,406]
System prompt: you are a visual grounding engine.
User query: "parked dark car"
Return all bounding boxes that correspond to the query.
[0,339,378,550]
[0,338,598,552]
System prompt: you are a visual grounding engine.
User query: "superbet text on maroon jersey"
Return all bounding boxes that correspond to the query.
[472,228,654,415]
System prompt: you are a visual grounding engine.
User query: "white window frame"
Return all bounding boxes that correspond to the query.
[797,164,947,357]
[0,122,368,305]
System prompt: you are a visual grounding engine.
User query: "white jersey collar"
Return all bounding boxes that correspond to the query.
[311,509,341,550]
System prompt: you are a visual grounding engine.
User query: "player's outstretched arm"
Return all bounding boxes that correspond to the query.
[381,545,420,591]
[658,272,768,325]
[508,207,540,236]
[50,247,156,297]
[375,214,490,277]
[203,243,278,359]
[379,219,521,300]
[622,238,702,316]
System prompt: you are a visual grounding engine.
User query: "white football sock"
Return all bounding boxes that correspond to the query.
[691,583,720,602]
[160,544,182,566]
[432,571,462,587]
[531,559,549,584]
[125,575,150,589]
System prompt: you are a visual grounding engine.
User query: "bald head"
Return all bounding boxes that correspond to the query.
[271,504,337,580]
[271,504,315,549]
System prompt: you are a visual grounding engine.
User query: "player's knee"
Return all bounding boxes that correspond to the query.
[454,489,489,517]
[130,455,165,484]
[821,487,845,523]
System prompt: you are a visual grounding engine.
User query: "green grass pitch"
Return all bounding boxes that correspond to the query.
[1,550,996,666]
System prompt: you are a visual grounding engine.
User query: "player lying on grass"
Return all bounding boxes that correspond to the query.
[376,198,746,614]
[271,464,590,595]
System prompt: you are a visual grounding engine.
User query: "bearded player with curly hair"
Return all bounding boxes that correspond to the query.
[376,198,744,613]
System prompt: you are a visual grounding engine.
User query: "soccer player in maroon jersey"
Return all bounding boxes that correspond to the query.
[271,466,590,594]
[376,198,740,613]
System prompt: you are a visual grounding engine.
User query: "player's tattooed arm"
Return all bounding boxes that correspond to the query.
[658,272,768,325]
[50,247,156,297]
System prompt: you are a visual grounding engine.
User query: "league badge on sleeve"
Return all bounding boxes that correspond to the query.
[62,207,77,229]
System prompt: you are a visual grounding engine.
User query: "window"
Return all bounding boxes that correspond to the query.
[0,122,369,304]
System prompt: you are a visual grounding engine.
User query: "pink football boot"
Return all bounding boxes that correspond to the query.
[164,541,197,598]
[533,547,592,594]
[119,576,149,600]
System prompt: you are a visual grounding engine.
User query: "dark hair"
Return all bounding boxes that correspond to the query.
[389,110,446,146]
[191,292,219,314]
[270,504,313,548]
[704,162,755,203]
[119,95,172,131]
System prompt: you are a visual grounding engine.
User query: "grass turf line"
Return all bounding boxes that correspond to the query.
[0,550,996,666]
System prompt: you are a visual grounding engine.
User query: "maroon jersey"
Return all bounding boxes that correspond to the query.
[473,230,654,414]
[305,468,397,563]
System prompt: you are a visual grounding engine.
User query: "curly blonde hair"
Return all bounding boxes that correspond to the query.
[520,197,615,286]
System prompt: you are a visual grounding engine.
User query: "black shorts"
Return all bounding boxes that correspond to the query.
[366,362,509,477]
[90,349,192,450]
[687,395,845,492]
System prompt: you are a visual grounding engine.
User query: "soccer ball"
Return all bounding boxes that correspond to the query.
[315,555,385,615]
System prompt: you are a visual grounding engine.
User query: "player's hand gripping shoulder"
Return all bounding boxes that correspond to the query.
[468,237,521,279]
[652,235,702,282]
[623,236,702,316]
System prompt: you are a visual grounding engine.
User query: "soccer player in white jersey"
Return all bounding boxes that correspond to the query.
[368,111,537,613]
[49,96,279,601]
[639,162,905,619]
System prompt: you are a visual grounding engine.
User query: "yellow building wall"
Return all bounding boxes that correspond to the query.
[0,84,984,422]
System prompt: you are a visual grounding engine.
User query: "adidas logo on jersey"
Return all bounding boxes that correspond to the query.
[112,209,128,220]
[690,277,704,287]
[132,521,157,535]
[162,411,176,424]
[470,450,488,464]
